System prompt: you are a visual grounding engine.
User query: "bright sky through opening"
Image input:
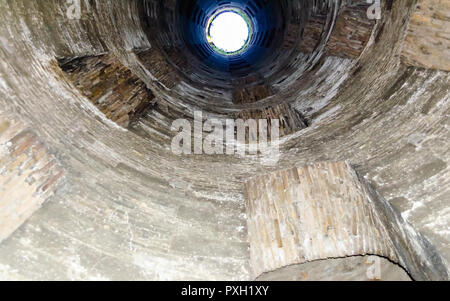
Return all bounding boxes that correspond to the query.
[209,12,249,53]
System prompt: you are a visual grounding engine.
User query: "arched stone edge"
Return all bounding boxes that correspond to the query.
[244,161,449,280]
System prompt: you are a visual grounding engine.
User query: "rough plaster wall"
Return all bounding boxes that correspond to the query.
[0,0,448,281]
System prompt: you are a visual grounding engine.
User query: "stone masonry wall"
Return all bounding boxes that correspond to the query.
[233,84,273,105]
[245,161,449,280]
[326,5,376,59]
[245,162,398,278]
[0,113,63,243]
[58,54,156,128]
[401,0,450,71]
[137,48,182,90]
[234,103,308,138]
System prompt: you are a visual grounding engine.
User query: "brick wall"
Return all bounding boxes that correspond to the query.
[0,114,63,242]
[401,0,450,71]
[59,54,156,128]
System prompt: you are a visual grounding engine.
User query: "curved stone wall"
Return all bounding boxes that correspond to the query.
[0,0,448,280]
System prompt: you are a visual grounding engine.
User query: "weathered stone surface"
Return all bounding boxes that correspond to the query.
[233,84,273,104]
[326,5,375,59]
[234,103,307,138]
[137,48,181,90]
[58,54,156,128]
[164,47,192,75]
[245,162,448,280]
[401,0,450,71]
[298,16,326,53]
[0,0,448,282]
[282,24,301,50]
[245,162,398,278]
[231,74,263,87]
[0,113,63,243]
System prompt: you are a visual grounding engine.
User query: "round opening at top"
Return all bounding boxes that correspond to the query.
[206,9,252,55]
